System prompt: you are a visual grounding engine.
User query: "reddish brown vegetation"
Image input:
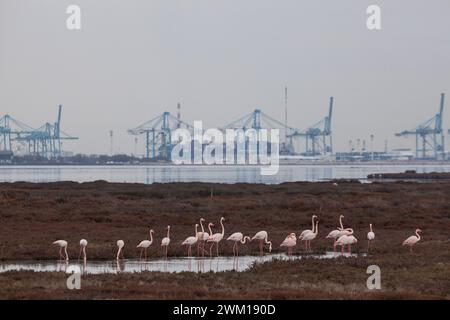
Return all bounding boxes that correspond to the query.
[0,180,449,299]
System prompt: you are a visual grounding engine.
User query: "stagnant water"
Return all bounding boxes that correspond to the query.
[0,252,361,274]
[1,164,450,184]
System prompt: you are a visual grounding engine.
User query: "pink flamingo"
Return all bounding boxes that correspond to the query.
[251,231,272,256]
[301,220,319,252]
[402,229,422,252]
[334,228,357,254]
[137,228,154,260]
[280,233,297,257]
[367,224,375,252]
[116,240,125,260]
[53,240,69,261]
[161,225,171,258]
[196,218,209,257]
[226,232,251,257]
[78,239,88,261]
[299,215,317,239]
[182,224,198,257]
[207,217,225,257]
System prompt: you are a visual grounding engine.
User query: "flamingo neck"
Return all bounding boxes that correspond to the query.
[149,230,153,243]
[167,228,170,238]
[200,220,205,234]
[195,225,198,236]
[339,216,344,230]
[208,224,213,235]
[370,224,373,233]
[315,222,319,235]
[311,216,315,230]
[416,230,421,239]
[241,236,249,244]
[220,219,225,236]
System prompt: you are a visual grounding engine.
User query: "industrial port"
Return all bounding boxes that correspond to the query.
[0,92,448,164]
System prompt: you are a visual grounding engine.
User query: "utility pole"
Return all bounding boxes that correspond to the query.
[284,86,288,151]
[177,103,181,129]
[370,134,374,161]
[109,130,114,156]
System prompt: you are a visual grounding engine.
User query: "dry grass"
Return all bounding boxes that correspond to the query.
[0,180,449,299]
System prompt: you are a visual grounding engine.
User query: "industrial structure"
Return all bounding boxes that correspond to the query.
[288,97,334,156]
[0,105,78,159]
[396,93,445,159]
[128,107,193,160]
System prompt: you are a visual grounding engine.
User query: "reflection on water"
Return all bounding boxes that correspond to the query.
[0,252,361,274]
[1,164,450,184]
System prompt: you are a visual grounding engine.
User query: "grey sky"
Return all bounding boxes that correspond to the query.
[1,0,450,155]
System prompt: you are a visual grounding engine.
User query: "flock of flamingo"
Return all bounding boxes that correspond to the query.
[52,215,422,261]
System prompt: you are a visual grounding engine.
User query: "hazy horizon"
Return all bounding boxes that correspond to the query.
[1,0,450,156]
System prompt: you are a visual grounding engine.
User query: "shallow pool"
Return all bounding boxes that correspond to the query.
[0,252,361,274]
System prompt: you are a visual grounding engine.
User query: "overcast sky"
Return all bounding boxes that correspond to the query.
[1,0,449,155]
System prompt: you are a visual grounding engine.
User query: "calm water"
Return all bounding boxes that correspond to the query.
[1,164,450,184]
[0,252,359,274]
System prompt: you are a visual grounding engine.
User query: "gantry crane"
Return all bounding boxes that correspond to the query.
[288,97,334,156]
[396,93,445,159]
[128,111,193,160]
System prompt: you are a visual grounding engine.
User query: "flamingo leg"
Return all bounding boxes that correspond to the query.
[58,247,63,260]
[259,240,263,256]
[236,243,239,257]
[216,243,219,257]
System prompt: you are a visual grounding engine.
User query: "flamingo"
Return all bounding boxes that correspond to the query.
[302,220,319,252]
[137,228,154,260]
[299,215,317,239]
[78,239,88,261]
[251,231,272,256]
[196,218,209,257]
[367,224,375,252]
[53,240,69,261]
[226,232,251,257]
[402,229,422,252]
[116,240,125,260]
[325,215,351,251]
[161,225,171,258]
[334,228,357,254]
[207,217,225,257]
[182,224,198,257]
[280,233,297,257]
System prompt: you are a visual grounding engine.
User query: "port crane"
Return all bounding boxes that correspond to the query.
[396,93,445,159]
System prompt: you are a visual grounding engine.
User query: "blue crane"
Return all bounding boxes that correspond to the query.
[2,105,79,158]
[396,93,445,159]
[0,114,35,158]
[128,111,193,160]
[221,108,301,154]
[288,97,334,156]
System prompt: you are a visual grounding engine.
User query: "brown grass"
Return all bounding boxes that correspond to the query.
[0,180,450,299]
